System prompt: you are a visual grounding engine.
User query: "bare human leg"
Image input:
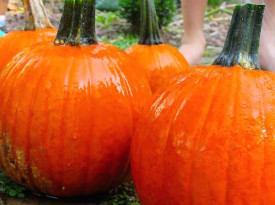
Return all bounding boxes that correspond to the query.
[253,0,275,71]
[0,0,8,28]
[0,0,8,14]
[179,0,207,66]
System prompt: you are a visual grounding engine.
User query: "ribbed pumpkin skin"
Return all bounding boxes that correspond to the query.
[0,28,56,73]
[0,42,151,197]
[131,65,275,205]
[126,44,189,93]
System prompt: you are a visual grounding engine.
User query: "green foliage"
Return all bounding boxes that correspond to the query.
[0,172,26,199]
[96,11,119,28]
[96,0,120,11]
[208,0,221,8]
[207,0,239,8]
[119,0,175,33]
[109,183,140,205]
[100,34,138,50]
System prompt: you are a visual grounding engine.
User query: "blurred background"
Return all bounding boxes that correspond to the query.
[3,0,242,64]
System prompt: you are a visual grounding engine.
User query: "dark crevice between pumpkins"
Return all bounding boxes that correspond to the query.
[138,0,163,45]
[23,0,53,30]
[55,0,96,46]
[213,4,265,70]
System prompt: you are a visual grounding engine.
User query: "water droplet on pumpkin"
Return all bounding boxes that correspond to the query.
[73,134,77,140]
[261,129,267,139]
[200,146,206,152]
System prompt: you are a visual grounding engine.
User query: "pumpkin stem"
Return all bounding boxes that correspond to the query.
[22,0,53,31]
[213,4,265,70]
[139,0,163,45]
[54,0,96,46]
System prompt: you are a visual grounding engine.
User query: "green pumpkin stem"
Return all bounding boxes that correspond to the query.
[213,4,265,70]
[139,0,163,45]
[55,0,96,46]
[22,0,53,31]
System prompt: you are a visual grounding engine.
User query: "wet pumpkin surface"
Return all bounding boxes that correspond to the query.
[0,3,232,204]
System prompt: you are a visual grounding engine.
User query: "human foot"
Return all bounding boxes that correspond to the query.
[179,36,206,66]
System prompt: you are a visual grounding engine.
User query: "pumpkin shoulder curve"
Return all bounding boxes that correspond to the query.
[0,28,57,72]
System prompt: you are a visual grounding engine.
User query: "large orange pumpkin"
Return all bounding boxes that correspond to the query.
[0,0,56,72]
[131,4,275,205]
[126,0,189,93]
[0,0,151,197]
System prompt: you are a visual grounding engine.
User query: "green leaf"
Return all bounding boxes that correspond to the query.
[8,189,17,197]
[0,185,5,192]
[18,193,25,199]
[0,172,26,198]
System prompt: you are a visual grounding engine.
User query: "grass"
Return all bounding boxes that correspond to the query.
[96,11,120,29]
[95,10,139,50]
[99,34,139,50]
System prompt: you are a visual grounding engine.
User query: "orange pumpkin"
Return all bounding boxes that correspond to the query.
[0,0,151,197]
[0,0,56,72]
[126,0,189,93]
[131,4,275,205]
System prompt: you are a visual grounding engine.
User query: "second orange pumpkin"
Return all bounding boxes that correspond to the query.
[126,0,189,93]
[0,0,56,73]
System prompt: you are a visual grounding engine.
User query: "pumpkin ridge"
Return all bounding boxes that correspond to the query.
[223,67,240,204]
[159,82,194,204]
[25,57,51,191]
[202,69,236,203]
[41,69,51,193]
[81,56,93,195]
[10,82,28,189]
[58,61,72,193]
[0,52,35,176]
[187,70,223,204]
[258,79,266,204]
[159,69,214,204]
[225,67,242,203]
[37,45,59,190]
[247,71,267,203]
[256,72,273,203]
[222,67,242,204]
